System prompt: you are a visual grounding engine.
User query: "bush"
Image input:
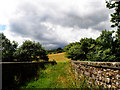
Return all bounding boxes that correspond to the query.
[65,38,95,60]
[14,40,48,62]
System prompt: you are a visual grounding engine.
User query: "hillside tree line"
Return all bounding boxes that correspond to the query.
[0,33,48,62]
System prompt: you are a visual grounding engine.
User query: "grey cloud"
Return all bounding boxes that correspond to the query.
[92,21,111,31]
[48,9,110,31]
[17,1,110,31]
[10,3,68,49]
[43,41,68,49]
[10,20,68,49]
[9,1,111,49]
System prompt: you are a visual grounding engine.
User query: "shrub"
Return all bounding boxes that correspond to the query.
[14,40,48,62]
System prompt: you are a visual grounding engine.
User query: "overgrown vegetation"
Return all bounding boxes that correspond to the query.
[2,61,56,90]
[2,63,44,89]
[20,62,90,88]
[20,53,103,89]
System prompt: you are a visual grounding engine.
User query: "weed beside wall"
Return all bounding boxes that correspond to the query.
[1,61,56,90]
[71,60,120,89]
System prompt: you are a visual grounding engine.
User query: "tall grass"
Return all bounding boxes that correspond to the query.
[20,52,102,89]
[20,62,89,88]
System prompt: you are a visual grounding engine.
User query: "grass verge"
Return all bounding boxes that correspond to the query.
[20,62,89,88]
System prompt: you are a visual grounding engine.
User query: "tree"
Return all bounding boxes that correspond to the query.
[64,42,80,52]
[65,30,119,61]
[106,0,120,39]
[14,40,48,62]
[93,30,117,61]
[66,45,85,60]
[106,1,120,61]
[46,47,64,54]
[56,47,64,53]
[79,38,95,55]
[0,33,18,62]
[96,30,114,49]
[65,38,95,60]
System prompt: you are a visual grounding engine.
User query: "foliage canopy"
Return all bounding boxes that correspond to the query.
[14,40,48,62]
[64,30,120,62]
[0,33,18,62]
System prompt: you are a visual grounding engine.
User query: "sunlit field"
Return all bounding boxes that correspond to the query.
[48,52,71,62]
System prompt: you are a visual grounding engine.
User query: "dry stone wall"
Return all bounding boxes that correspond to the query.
[71,60,120,89]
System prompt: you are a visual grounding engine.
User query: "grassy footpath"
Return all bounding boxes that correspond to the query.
[20,62,89,88]
[20,52,89,88]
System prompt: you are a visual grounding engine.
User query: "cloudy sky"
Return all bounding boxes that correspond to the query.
[0,0,114,49]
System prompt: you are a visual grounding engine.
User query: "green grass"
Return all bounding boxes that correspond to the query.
[20,53,102,89]
[20,62,89,88]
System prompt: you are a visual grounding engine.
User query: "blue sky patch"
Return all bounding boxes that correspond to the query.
[0,25,7,31]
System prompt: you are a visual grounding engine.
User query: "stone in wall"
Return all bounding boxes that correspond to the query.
[71,60,120,89]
